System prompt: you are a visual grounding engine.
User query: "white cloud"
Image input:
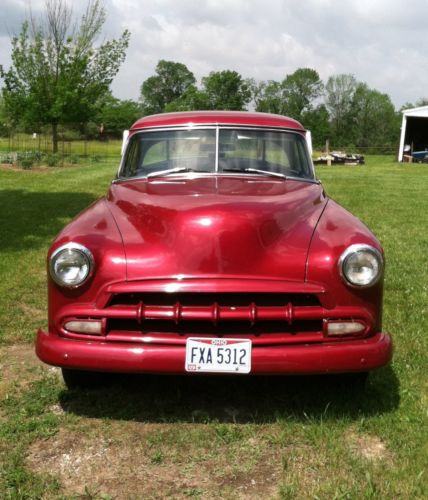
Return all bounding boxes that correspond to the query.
[1,0,428,107]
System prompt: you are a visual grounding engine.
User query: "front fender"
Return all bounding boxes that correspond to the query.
[306,199,384,332]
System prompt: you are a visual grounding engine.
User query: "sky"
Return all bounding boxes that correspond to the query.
[1,0,427,108]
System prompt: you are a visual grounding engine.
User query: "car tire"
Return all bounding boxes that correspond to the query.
[61,368,111,390]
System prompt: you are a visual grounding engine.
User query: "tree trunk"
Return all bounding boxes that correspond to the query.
[52,122,59,153]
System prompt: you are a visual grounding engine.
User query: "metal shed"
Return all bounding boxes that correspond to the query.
[398,105,428,162]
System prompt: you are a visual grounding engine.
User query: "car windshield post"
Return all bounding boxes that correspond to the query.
[215,126,220,173]
[119,127,314,180]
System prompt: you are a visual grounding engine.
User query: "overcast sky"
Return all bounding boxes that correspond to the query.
[1,0,427,108]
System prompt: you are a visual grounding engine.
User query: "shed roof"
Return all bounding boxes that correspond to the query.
[402,105,428,118]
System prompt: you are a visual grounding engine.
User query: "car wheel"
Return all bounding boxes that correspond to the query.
[61,368,111,389]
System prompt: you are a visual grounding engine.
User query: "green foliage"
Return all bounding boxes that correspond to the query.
[140,60,196,115]
[255,80,286,115]
[325,74,358,145]
[18,157,33,169]
[141,65,253,113]
[46,153,61,167]
[95,93,141,137]
[0,95,11,135]
[324,75,401,149]
[16,151,42,169]
[350,83,399,149]
[282,68,324,120]
[164,86,209,112]
[66,153,80,164]
[301,104,331,147]
[0,0,130,152]
[255,68,323,122]
[201,70,253,110]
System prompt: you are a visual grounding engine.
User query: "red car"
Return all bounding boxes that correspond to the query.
[36,111,392,388]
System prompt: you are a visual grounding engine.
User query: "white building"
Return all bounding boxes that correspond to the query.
[398,105,428,161]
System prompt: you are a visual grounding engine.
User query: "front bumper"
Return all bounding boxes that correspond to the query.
[36,329,392,375]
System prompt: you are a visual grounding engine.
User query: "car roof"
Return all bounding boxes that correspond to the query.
[130,111,305,131]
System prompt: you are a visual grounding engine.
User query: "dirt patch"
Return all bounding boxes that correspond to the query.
[16,303,46,323]
[220,458,280,499]
[0,344,53,399]
[26,425,282,498]
[0,344,45,378]
[347,431,391,462]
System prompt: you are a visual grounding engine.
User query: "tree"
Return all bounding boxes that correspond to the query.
[94,93,141,137]
[281,68,323,121]
[324,74,357,145]
[0,95,11,135]
[255,68,323,123]
[415,97,428,107]
[158,68,253,112]
[350,83,399,149]
[164,86,209,112]
[301,104,331,148]
[201,70,253,110]
[0,0,130,152]
[254,80,287,115]
[140,60,196,115]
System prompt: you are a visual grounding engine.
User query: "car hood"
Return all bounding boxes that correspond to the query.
[106,176,327,281]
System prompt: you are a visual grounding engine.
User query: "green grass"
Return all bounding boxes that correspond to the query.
[0,159,119,343]
[0,156,427,498]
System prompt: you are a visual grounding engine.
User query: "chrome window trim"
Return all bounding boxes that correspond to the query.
[116,125,315,181]
[215,126,219,172]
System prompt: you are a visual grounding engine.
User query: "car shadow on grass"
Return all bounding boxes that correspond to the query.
[59,366,399,424]
[0,190,98,252]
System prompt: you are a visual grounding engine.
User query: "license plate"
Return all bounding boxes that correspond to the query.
[185,338,252,374]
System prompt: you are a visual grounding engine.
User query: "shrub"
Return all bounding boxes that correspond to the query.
[67,154,80,164]
[16,151,42,169]
[19,157,34,169]
[45,153,61,167]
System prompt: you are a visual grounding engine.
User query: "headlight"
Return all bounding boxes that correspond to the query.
[339,244,383,287]
[49,243,94,288]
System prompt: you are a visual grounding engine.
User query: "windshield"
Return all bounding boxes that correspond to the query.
[120,127,314,180]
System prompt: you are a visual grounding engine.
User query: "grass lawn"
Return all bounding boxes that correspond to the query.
[0,157,427,498]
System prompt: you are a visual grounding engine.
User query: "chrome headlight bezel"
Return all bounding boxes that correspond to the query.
[339,244,383,288]
[49,243,94,288]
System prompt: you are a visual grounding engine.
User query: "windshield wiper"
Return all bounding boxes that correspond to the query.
[146,167,193,179]
[222,167,287,180]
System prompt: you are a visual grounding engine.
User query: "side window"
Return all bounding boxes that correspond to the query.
[285,137,311,177]
[295,138,311,176]
[122,138,139,177]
